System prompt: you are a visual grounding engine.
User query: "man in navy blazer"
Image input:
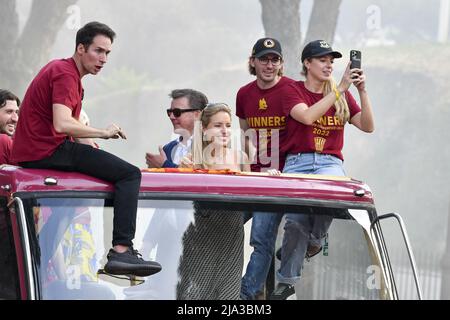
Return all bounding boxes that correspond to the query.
[146,89,208,168]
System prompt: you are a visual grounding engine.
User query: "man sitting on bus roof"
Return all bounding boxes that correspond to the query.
[10,21,161,278]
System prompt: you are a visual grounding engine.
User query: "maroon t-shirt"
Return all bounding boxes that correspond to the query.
[11,58,83,163]
[236,76,295,171]
[0,134,13,164]
[281,81,361,161]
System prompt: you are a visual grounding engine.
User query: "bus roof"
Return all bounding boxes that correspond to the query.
[0,166,374,205]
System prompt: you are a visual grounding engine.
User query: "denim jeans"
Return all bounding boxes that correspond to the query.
[276,152,346,285]
[20,140,141,247]
[241,212,282,299]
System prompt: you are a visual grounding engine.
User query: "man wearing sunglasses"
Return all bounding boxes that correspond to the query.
[137,89,208,298]
[237,38,296,300]
[145,89,208,168]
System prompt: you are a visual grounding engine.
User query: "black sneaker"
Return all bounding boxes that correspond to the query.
[269,283,295,300]
[104,247,162,277]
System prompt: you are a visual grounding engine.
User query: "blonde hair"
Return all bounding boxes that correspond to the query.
[302,60,350,124]
[323,79,350,123]
[192,103,232,169]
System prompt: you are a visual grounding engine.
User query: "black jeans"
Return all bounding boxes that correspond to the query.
[20,140,141,247]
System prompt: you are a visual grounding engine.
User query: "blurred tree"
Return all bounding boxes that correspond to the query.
[0,0,77,96]
[259,0,342,78]
[259,0,301,78]
[304,0,342,44]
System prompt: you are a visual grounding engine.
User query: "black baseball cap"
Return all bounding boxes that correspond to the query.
[301,40,342,62]
[251,37,283,58]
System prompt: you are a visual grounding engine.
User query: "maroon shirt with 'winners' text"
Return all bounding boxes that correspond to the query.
[281,81,361,161]
[236,76,295,171]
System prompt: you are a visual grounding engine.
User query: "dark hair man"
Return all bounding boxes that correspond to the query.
[0,89,20,164]
[236,37,295,300]
[11,21,161,277]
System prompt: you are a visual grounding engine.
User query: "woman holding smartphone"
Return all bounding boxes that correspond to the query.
[271,40,375,299]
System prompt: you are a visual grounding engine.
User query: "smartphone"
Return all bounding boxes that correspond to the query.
[350,50,362,69]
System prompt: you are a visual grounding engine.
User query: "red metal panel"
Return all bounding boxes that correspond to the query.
[9,209,28,299]
[0,167,373,204]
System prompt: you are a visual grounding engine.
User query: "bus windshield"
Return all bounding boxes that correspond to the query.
[22,197,388,300]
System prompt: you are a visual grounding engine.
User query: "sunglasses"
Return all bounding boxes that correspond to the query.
[166,108,199,118]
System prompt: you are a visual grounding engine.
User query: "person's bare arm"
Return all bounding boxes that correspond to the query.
[241,151,251,172]
[239,118,256,165]
[290,62,356,125]
[349,71,375,133]
[53,104,125,139]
